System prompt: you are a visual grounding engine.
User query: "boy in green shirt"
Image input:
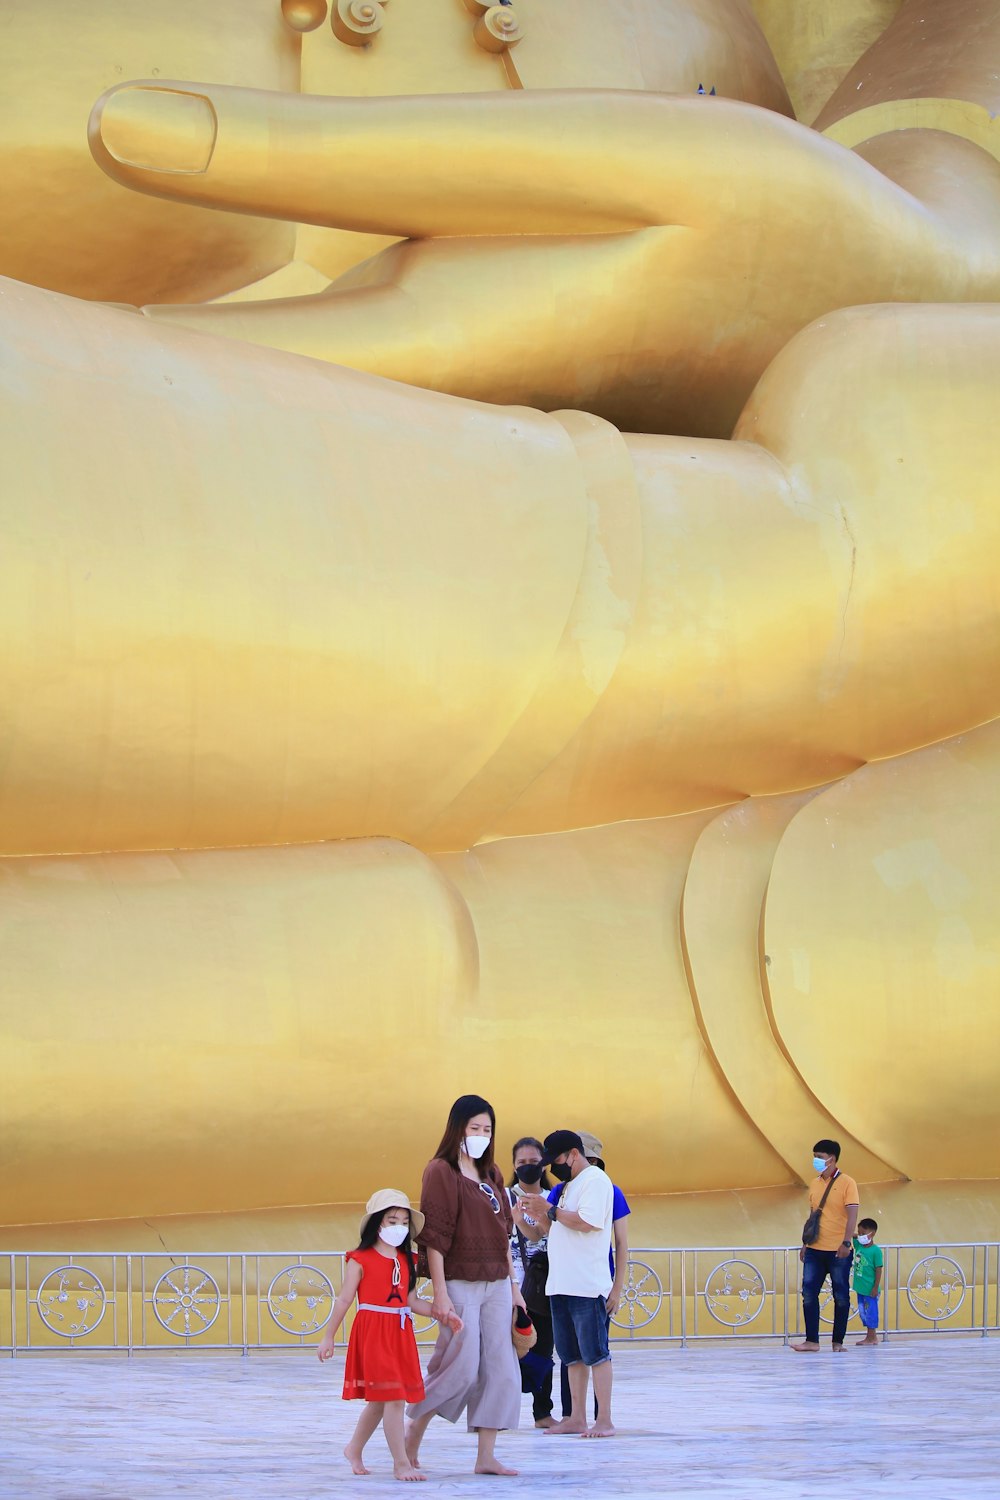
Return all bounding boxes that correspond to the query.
[853,1217,883,1346]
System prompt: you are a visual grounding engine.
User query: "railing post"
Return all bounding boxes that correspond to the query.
[680,1248,689,1356]
[126,1254,133,1355]
[780,1248,787,1345]
[242,1255,250,1356]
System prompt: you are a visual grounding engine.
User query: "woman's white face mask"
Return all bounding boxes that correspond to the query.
[464,1133,491,1160]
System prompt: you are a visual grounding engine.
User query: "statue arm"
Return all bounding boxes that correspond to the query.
[3,282,1000,855]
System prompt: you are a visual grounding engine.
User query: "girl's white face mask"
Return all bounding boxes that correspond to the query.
[464,1133,491,1160]
[379,1222,409,1247]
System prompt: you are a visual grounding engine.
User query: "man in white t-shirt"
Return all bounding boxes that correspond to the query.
[521,1129,615,1437]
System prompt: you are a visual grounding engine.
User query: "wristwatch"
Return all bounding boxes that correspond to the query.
[841,1240,852,1247]
[546,1205,559,1224]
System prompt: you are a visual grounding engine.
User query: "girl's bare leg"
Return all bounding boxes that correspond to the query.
[344,1402,383,1474]
[474,1428,517,1477]
[383,1402,426,1482]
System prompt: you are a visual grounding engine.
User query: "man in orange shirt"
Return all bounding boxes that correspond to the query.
[792,1139,860,1354]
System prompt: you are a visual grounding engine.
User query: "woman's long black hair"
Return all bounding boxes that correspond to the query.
[433,1093,496,1179]
[507,1135,552,1192]
[357,1209,417,1292]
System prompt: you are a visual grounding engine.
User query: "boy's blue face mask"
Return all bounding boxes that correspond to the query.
[813,1156,828,1172]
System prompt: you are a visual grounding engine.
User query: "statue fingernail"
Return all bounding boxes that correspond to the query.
[99,87,218,174]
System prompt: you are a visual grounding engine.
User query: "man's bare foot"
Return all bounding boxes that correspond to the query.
[534,1416,558,1429]
[474,1460,519,1476]
[344,1445,370,1475]
[542,1418,588,1434]
[393,1461,426,1483]
[583,1421,616,1438]
[791,1341,821,1353]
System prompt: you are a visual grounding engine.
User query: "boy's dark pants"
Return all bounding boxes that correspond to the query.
[801,1248,853,1345]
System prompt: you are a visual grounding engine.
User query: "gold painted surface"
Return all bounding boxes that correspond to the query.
[814,0,1000,133]
[1,840,472,1223]
[751,0,903,123]
[0,0,790,309]
[1,815,797,1225]
[4,287,1000,857]
[680,792,900,1186]
[823,99,1000,166]
[765,723,1000,1184]
[291,0,793,283]
[7,1182,1000,1254]
[87,80,1000,436]
[1,2,1000,1244]
[4,1181,998,1257]
[2,285,1000,1229]
[0,0,299,304]
[434,816,790,1196]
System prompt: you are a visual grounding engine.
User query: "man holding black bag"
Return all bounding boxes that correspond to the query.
[507,1137,558,1427]
[792,1138,860,1354]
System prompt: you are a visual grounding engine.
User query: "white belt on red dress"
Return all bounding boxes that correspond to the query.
[357,1302,413,1328]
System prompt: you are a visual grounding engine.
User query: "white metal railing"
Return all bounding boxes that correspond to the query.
[2,1244,997,1354]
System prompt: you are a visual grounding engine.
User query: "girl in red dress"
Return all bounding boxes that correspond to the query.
[318,1188,462,1483]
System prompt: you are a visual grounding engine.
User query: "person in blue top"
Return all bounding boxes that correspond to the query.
[549,1130,630,1422]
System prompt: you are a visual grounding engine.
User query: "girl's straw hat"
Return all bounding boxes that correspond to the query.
[360,1188,425,1240]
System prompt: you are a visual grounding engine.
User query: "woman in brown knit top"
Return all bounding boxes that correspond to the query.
[404,1093,526,1477]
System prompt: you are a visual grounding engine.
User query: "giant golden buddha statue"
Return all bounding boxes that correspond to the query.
[1,0,999,1250]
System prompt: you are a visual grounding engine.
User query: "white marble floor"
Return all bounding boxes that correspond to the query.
[2,1337,998,1500]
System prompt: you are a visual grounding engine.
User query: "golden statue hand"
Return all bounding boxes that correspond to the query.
[88,83,1000,436]
[2,277,1000,855]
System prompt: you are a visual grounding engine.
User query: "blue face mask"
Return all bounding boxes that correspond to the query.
[813,1156,828,1172]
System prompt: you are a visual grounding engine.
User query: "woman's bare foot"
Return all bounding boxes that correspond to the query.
[393,1462,426,1483]
[403,1427,423,1470]
[790,1341,821,1353]
[474,1459,519,1476]
[343,1444,370,1475]
[583,1421,616,1438]
[542,1417,588,1434]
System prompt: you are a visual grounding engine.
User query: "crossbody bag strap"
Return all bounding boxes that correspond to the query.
[816,1168,840,1212]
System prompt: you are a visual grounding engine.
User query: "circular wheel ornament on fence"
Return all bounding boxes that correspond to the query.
[819,1290,859,1325]
[151,1265,222,1336]
[266,1265,335,1335]
[37,1266,107,1338]
[906,1255,967,1321]
[611,1260,663,1330]
[703,1259,766,1328]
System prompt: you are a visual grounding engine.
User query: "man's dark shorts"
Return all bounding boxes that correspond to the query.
[550,1293,611,1367]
